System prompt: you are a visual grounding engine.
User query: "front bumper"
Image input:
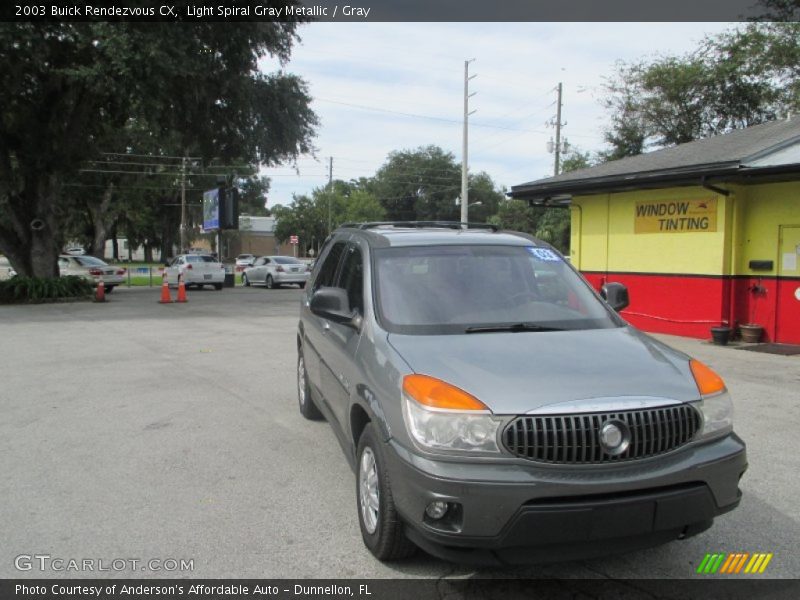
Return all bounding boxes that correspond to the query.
[384,434,746,565]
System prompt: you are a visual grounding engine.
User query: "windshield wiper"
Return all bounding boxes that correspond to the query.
[464,322,564,334]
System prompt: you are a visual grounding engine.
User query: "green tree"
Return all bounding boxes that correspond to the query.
[273,183,385,255]
[601,23,800,158]
[370,145,504,222]
[489,199,535,233]
[0,18,317,277]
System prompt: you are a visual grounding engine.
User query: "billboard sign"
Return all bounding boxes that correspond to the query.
[203,189,220,231]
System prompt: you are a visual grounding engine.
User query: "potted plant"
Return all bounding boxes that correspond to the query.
[739,323,764,343]
[710,325,732,346]
[740,280,766,343]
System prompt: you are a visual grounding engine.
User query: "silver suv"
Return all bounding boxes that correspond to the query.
[297,222,746,565]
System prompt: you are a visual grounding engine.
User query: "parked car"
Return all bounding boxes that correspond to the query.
[58,255,125,291]
[242,255,310,289]
[165,254,225,290]
[0,255,17,280]
[235,254,256,268]
[64,247,86,256]
[297,222,746,565]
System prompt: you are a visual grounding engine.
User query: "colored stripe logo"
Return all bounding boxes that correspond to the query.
[697,553,773,574]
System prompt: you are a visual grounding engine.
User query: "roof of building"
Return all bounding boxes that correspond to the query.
[511,117,800,201]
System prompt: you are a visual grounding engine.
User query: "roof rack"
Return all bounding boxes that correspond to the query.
[339,221,499,232]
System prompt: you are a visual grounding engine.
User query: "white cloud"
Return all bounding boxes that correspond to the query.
[259,22,734,207]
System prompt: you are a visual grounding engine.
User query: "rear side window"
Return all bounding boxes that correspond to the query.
[313,242,346,292]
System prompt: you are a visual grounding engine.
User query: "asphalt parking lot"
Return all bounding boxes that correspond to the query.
[1,286,799,580]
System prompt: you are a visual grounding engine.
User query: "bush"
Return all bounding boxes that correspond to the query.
[0,275,94,304]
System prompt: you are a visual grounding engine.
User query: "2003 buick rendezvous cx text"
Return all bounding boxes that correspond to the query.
[296,222,746,565]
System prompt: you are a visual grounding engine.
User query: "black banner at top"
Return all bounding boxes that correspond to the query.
[0,0,790,23]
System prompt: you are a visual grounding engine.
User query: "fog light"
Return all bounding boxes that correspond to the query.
[425,500,449,520]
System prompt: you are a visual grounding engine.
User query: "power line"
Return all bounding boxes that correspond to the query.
[317,97,548,134]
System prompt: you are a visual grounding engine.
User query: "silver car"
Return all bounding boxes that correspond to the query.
[242,255,310,289]
[297,222,746,565]
[58,255,125,291]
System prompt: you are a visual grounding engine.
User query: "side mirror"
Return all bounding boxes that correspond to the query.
[601,282,629,312]
[310,287,361,329]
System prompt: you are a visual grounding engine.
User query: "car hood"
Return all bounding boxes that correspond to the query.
[386,326,701,414]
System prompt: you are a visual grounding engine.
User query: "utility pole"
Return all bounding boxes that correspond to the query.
[554,82,563,176]
[547,83,568,176]
[328,156,333,233]
[461,59,476,224]
[180,156,187,252]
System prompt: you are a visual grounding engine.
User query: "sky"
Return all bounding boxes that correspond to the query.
[258,22,736,209]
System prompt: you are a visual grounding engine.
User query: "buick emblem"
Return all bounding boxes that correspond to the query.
[600,420,630,455]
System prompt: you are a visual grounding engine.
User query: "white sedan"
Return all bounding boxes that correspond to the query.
[242,256,310,289]
[57,255,126,291]
[165,254,225,290]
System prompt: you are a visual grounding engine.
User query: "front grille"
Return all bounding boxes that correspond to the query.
[503,405,701,464]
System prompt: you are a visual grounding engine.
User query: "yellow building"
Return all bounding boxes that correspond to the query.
[511,118,800,345]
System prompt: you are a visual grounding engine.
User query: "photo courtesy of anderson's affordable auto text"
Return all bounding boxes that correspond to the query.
[2,1,799,600]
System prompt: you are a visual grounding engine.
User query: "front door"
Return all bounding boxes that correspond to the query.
[776,225,800,344]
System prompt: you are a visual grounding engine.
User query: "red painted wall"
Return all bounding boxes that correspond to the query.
[582,271,800,344]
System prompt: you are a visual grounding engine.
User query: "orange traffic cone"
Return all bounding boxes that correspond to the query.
[176,273,188,303]
[159,272,173,304]
[95,277,106,302]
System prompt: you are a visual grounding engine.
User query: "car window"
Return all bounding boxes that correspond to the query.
[373,244,621,335]
[186,255,215,263]
[337,245,364,315]
[313,241,346,292]
[254,258,266,266]
[58,258,70,268]
[273,256,302,264]
[73,256,108,267]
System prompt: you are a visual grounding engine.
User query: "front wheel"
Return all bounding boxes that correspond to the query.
[298,282,306,289]
[356,424,417,561]
[242,274,250,287]
[214,283,223,290]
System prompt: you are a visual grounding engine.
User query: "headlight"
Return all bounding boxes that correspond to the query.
[695,391,734,441]
[401,374,501,454]
[689,359,733,441]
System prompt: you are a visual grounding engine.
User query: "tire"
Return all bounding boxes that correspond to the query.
[265,275,275,289]
[214,283,223,290]
[356,424,417,561]
[297,349,323,420]
[242,274,250,287]
[105,286,114,293]
[298,282,306,289]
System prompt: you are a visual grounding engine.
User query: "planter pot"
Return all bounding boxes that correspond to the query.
[739,324,764,343]
[710,326,732,346]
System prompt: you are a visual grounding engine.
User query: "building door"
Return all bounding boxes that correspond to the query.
[776,225,800,344]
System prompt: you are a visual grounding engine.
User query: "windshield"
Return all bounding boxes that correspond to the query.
[186,255,215,263]
[374,245,621,335]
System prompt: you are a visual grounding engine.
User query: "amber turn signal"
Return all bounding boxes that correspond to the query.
[403,374,489,411]
[690,359,726,396]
